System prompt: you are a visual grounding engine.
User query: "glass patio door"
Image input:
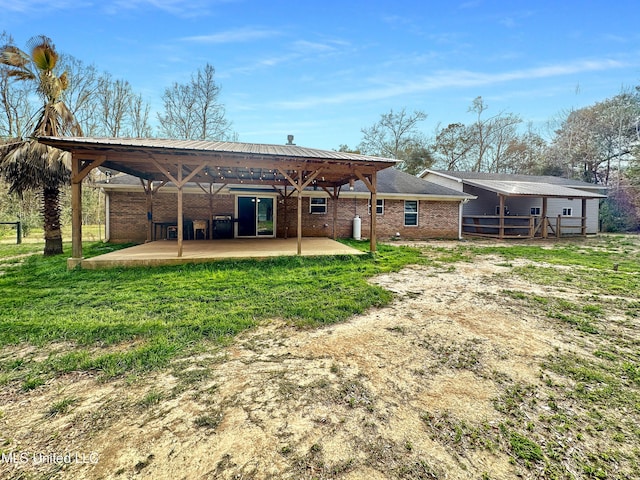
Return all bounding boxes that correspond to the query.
[236,196,275,237]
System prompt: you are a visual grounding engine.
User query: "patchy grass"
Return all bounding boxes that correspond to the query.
[193,411,224,430]
[0,241,425,384]
[412,235,640,479]
[47,397,78,417]
[2,234,640,479]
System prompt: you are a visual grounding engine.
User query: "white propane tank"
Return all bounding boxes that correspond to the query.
[353,215,361,240]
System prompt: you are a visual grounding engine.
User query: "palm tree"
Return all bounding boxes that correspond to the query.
[0,35,82,255]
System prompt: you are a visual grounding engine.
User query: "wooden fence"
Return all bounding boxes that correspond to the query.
[462,215,587,239]
[0,221,22,244]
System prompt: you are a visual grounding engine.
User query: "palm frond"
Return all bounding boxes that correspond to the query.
[27,35,58,71]
[59,71,68,90]
[5,70,36,81]
[53,101,83,136]
[0,45,32,70]
[0,139,70,194]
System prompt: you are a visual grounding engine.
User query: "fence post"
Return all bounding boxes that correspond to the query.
[556,215,562,238]
[529,216,534,238]
[16,221,22,244]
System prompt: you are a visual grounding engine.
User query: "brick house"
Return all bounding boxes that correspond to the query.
[37,136,477,264]
[100,167,473,243]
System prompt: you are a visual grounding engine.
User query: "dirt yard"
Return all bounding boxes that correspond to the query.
[0,241,635,479]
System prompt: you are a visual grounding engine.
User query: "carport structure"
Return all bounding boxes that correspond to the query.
[37,137,397,268]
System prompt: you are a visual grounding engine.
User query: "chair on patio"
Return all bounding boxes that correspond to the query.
[193,219,208,240]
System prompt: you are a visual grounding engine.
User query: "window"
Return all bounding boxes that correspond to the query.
[562,208,573,216]
[496,205,510,215]
[309,197,327,214]
[404,200,418,226]
[530,207,541,216]
[368,199,384,215]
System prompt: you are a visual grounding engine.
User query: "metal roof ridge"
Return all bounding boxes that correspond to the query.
[36,135,398,163]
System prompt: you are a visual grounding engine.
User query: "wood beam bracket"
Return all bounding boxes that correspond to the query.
[72,155,106,183]
[354,170,375,194]
[278,167,323,192]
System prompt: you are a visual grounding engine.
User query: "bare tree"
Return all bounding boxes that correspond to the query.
[59,54,100,136]
[0,31,35,139]
[431,99,527,173]
[358,108,432,173]
[431,122,473,171]
[130,93,152,138]
[96,75,134,137]
[157,63,232,140]
[465,96,522,172]
[500,127,548,174]
[549,91,640,184]
[60,58,153,139]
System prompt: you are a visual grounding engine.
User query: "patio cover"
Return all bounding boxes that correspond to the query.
[37,136,397,267]
[463,179,606,199]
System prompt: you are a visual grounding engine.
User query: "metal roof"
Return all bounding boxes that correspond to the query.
[464,179,606,198]
[37,136,394,163]
[37,136,398,189]
[428,170,605,190]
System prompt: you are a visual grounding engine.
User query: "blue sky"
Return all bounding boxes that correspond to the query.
[1,0,639,150]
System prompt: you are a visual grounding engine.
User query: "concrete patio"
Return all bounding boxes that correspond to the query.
[79,237,365,269]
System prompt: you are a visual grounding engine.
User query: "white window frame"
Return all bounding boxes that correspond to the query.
[530,207,541,216]
[404,200,418,226]
[368,199,384,215]
[562,207,573,216]
[309,197,327,214]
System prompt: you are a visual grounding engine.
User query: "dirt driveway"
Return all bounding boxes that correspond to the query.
[0,244,624,479]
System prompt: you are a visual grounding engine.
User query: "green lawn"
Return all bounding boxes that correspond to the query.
[0,223,106,244]
[0,240,426,383]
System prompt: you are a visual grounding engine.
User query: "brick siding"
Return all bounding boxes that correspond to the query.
[107,190,459,242]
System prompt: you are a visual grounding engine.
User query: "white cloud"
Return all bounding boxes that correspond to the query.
[270,59,630,110]
[291,40,336,53]
[181,27,281,44]
[0,0,90,12]
[0,0,231,17]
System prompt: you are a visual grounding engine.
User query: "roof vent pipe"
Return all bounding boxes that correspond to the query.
[286,135,295,145]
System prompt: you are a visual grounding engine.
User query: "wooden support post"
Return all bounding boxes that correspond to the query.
[67,155,106,269]
[141,179,153,242]
[581,198,587,236]
[529,216,534,238]
[69,155,83,269]
[370,171,377,253]
[297,187,302,255]
[177,163,184,257]
[333,186,339,240]
[283,186,288,239]
[146,188,153,242]
[556,215,562,238]
[208,184,214,239]
[541,197,548,238]
[278,167,322,256]
[354,170,378,253]
[498,195,505,240]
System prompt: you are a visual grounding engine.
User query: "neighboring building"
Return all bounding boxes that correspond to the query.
[421,170,607,238]
[99,167,474,243]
